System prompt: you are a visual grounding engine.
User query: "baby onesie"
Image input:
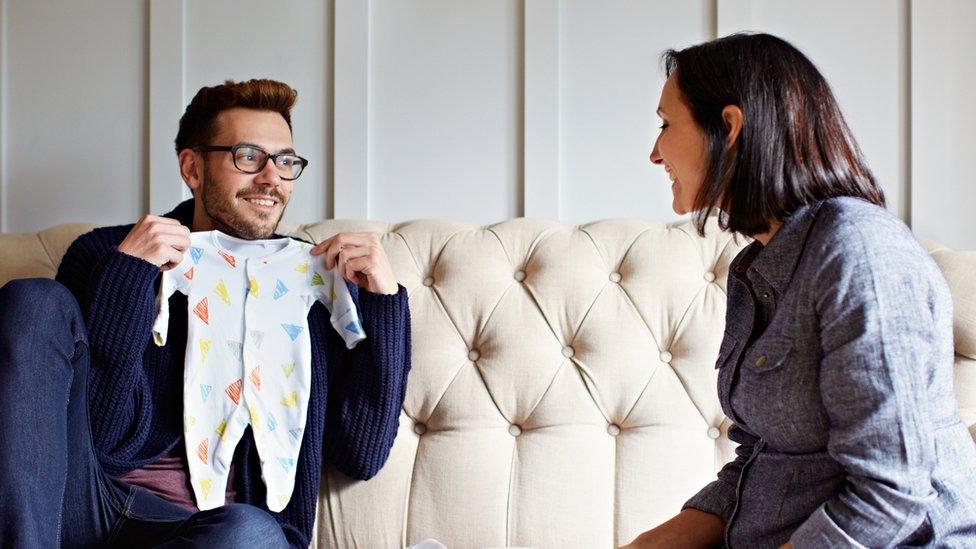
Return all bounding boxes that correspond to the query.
[152,230,365,512]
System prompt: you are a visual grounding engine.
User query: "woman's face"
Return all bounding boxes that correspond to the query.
[650,75,708,215]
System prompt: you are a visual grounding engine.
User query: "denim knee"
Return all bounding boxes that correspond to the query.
[0,278,85,341]
[0,278,88,390]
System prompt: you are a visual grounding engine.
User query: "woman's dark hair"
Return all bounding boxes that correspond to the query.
[662,33,885,237]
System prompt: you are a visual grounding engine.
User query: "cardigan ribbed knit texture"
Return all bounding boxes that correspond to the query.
[53,199,412,548]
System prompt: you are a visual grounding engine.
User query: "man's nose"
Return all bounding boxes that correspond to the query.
[254,156,283,185]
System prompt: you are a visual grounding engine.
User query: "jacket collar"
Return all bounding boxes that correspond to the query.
[731,200,825,296]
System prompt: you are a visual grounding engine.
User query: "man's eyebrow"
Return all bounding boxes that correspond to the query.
[237,142,296,154]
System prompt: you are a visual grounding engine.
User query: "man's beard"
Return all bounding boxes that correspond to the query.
[199,170,286,240]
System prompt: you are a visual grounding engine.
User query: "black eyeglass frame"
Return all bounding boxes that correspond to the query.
[193,144,309,181]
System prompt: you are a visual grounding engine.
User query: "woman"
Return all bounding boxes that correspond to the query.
[623,33,976,548]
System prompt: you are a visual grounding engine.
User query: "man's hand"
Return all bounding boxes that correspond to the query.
[117,215,191,271]
[311,232,398,295]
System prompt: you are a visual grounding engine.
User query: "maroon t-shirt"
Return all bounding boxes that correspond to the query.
[117,443,237,512]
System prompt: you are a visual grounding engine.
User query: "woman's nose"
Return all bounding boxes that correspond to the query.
[649,138,663,165]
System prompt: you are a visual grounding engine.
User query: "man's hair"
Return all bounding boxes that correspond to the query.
[174,79,298,153]
[662,33,885,237]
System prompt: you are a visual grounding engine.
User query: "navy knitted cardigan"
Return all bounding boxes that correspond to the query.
[54,199,412,548]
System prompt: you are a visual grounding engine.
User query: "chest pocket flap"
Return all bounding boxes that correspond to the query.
[745,336,794,372]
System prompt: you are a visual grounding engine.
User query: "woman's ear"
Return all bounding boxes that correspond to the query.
[178,149,203,197]
[722,105,743,149]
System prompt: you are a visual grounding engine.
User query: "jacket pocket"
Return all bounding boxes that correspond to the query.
[742,335,794,373]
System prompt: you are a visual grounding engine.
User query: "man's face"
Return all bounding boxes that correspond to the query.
[195,107,295,239]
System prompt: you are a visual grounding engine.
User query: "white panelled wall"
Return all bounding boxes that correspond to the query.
[0,0,973,250]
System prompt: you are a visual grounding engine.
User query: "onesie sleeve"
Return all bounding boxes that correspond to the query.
[310,259,366,350]
[151,249,194,346]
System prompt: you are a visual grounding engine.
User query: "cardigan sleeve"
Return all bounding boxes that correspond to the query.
[55,228,165,463]
[323,281,411,480]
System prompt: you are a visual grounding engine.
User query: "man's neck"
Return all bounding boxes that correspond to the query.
[191,205,215,233]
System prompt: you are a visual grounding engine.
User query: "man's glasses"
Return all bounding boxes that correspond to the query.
[194,144,309,181]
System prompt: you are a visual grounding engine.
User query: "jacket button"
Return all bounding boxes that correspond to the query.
[760,291,770,300]
[756,355,767,367]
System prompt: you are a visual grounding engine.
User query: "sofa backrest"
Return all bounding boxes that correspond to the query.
[1,218,974,548]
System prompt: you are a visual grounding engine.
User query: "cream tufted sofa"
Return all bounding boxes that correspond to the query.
[1,218,974,549]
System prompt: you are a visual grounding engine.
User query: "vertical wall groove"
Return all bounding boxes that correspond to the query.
[333,0,370,219]
[142,2,150,216]
[522,0,560,219]
[0,0,7,232]
[517,0,526,218]
[148,0,187,215]
[902,0,912,227]
[706,0,718,39]
[326,0,336,220]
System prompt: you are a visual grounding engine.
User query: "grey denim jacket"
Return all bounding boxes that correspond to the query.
[684,197,976,548]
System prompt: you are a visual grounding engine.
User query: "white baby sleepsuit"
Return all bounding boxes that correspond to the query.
[152,230,364,512]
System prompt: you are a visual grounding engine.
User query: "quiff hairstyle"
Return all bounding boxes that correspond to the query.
[174,79,298,153]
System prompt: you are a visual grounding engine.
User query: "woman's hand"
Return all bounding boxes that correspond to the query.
[618,509,725,549]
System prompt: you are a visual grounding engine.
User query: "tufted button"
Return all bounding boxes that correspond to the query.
[562,346,575,358]
[423,276,434,287]
[414,423,427,435]
[509,424,522,436]
[607,424,621,436]
[707,426,721,439]
[468,349,481,362]
[609,272,622,283]
[514,270,526,282]
[659,350,673,363]
[703,271,716,282]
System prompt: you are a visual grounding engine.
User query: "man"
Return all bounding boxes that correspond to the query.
[0,79,411,547]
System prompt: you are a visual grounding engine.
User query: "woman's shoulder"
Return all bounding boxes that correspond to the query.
[805,197,938,279]
[810,197,916,252]
[817,196,902,230]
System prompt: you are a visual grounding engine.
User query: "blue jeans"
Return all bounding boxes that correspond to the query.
[0,278,288,548]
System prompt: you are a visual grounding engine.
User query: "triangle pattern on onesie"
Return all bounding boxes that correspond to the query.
[151,230,366,511]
